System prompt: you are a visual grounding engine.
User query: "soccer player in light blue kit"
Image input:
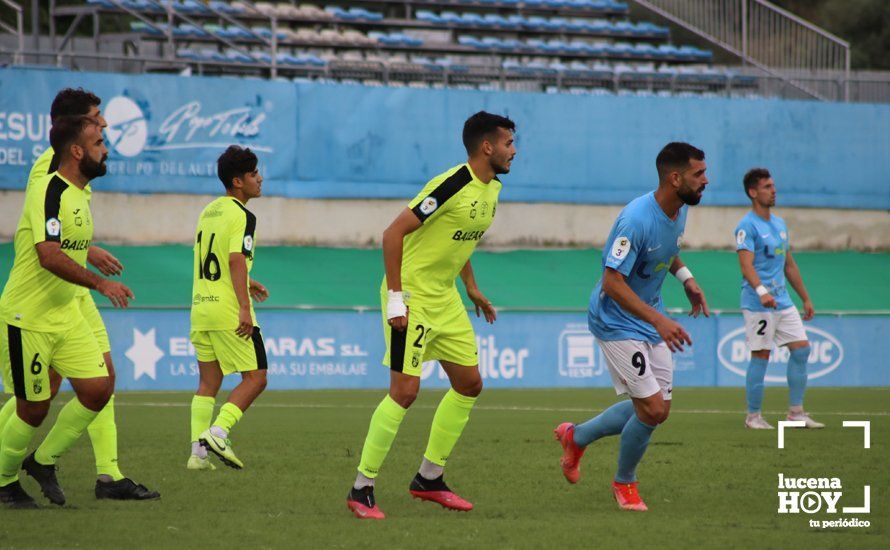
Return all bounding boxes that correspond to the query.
[735,168,823,430]
[554,143,710,511]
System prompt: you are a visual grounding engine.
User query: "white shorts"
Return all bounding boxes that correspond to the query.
[598,339,673,401]
[742,307,808,351]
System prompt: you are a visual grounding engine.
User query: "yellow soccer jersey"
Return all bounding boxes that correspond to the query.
[28,147,92,298]
[190,196,258,331]
[384,163,501,306]
[0,172,93,332]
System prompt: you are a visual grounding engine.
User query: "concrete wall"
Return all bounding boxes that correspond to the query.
[2,190,887,250]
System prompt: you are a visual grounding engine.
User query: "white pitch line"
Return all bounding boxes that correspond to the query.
[111,401,890,416]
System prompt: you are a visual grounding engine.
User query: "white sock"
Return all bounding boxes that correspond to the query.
[418,457,444,480]
[789,405,804,415]
[747,412,762,420]
[191,441,207,458]
[210,425,228,439]
[353,472,375,490]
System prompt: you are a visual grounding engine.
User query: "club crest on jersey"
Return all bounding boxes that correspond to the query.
[243,235,254,252]
[611,236,631,260]
[780,231,787,240]
[419,196,438,215]
[46,218,61,237]
[736,229,746,246]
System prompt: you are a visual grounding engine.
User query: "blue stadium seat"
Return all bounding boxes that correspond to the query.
[87,0,115,8]
[633,43,658,58]
[523,16,548,31]
[462,13,489,27]
[482,37,503,49]
[251,51,272,63]
[349,8,384,22]
[504,15,524,29]
[585,19,611,32]
[656,44,681,59]
[416,11,443,24]
[224,26,253,40]
[440,11,462,24]
[176,48,199,60]
[496,38,523,51]
[457,35,483,48]
[130,21,165,36]
[482,14,508,28]
[225,49,253,63]
[177,0,211,14]
[209,1,245,15]
[198,48,226,62]
[548,18,569,31]
[325,7,349,19]
[251,26,288,41]
[122,0,163,12]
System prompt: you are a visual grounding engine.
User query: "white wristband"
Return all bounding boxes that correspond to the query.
[386,290,407,319]
[674,266,693,284]
[755,285,769,297]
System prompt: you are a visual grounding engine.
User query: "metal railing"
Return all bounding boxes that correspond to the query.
[632,0,851,101]
[0,0,24,64]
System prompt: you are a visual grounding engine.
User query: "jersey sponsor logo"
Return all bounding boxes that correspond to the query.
[419,196,438,215]
[736,229,747,246]
[60,238,91,251]
[243,235,254,252]
[46,218,61,237]
[717,325,843,381]
[192,293,220,305]
[611,236,631,260]
[452,230,485,241]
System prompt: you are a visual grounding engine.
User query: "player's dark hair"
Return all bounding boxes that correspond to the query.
[217,145,258,190]
[462,111,515,154]
[49,115,99,159]
[743,167,771,198]
[656,142,705,179]
[50,88,101,122]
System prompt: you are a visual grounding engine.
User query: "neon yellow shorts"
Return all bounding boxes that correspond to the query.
[76,292,110,354]
[382,290,478,377]
[2,318,107,401]
[190,327,268,376]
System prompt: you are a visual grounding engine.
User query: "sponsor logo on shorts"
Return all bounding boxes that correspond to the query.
[717,325,843,381]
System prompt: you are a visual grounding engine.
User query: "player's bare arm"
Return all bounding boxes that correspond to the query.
[249,278,269,302]
[601,267,691,352]
[737,249,776,309]
[784,249,814,320]
[229,252,253,338]
[87,245,123,276]
[36,241,133,308]
[460,260,496,323]
[382,207,422,331]
[670,256,710,318]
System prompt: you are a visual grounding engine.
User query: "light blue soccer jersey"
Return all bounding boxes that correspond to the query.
[588,192,687,343]
[735,211,792,311]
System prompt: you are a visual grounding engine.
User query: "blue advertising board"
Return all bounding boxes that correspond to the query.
[103,309,888,391]
[2,67,889,209]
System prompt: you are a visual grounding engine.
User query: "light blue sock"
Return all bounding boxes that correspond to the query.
[745,357,769,413]
[573,400,635,447]
[616,415,656,483]
[787,347,810,407]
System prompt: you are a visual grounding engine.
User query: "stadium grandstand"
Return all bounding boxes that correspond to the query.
[2,0,889,101]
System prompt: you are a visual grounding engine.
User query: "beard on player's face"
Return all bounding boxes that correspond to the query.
[677,180,702,206]
[79,152,107,179]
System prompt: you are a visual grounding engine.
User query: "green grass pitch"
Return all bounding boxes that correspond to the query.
[1,388,886,549]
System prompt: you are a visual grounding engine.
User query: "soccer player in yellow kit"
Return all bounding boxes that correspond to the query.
[347,112,516,519]
[0,88,158,501]
[0,115,135,508]
[188,145,270,470]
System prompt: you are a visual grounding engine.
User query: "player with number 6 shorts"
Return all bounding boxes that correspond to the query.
[735,168,822,430]
[554,143,711,512]
[346,112,516,519]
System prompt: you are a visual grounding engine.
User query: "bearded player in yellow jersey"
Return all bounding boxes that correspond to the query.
[347,112,516,519]
[0,88,158,504]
